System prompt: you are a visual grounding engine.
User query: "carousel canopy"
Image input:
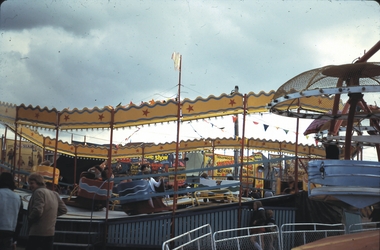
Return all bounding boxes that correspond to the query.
[0,91,338,130]
[7,125,326,159]
[1,90,338,159]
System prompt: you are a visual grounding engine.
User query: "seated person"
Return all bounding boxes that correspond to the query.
[264,190,274,197]
[85,160,114,181]
[282,176,296,194]
[87,165,103,179]
[200,172,209,179]
[141,164,164,208]
[250,188,261,199]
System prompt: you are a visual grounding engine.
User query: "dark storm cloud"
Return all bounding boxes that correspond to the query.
[0,0,379,110]
[0,0,109,35]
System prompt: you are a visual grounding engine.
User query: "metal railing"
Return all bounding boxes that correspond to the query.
[348,221,380,233]
[106,204,295,247]
[162,222,380,250]
[162,224,214,250]
[213,224,280,250]
[280,223,345,250]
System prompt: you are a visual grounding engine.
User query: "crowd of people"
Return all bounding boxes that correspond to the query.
[0,171,67,250]
[1,158,380,250]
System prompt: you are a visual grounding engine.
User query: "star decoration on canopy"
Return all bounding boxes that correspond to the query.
[186,105,194,112]
[64,115,70,121]
[35,113,40,119]
[98,114,105,121]
[229,99,236,106]
[142,109,150,117]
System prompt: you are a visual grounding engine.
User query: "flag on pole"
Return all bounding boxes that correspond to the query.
[171,52,181,71]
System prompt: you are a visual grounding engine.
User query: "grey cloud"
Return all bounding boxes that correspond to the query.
[0,0,379,110]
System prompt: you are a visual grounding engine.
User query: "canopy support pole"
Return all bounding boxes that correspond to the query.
[104,108,115,250]
[211,141,215,177]
[2,126,8,164]
[294,100,300,193]
[17,127,22,186]
[238,94,248,229]
[344,93,363,159]
[52,114,60,191]
[74,146,78,185]
[106,109,115,222]
[12,112,18,174]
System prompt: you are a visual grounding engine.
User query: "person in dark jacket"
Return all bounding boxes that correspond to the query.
[250,201,266,250]
[27,173,67,250]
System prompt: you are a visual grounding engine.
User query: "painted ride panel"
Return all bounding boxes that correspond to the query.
[116,180,150,203]
[64,176,114,210]
[77,177,114,201]
[116,180,171,215]
[308,160,380,208]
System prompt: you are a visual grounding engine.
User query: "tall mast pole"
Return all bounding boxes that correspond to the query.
[171,52,182,239]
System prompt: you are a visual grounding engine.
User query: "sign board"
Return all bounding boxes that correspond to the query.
[168,167,186,186]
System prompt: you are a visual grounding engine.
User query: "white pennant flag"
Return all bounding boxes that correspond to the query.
[171,52,181,71]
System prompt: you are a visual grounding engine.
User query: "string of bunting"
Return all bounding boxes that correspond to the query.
[252,120,311,140]
[202,119,225,131]
[202,119,238,139]
[121,127,141,144]
[253,119,296,135]
[200,117,307,141]
[187,122,203,138]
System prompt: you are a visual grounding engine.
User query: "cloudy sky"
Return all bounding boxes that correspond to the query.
[0,0,379,159]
